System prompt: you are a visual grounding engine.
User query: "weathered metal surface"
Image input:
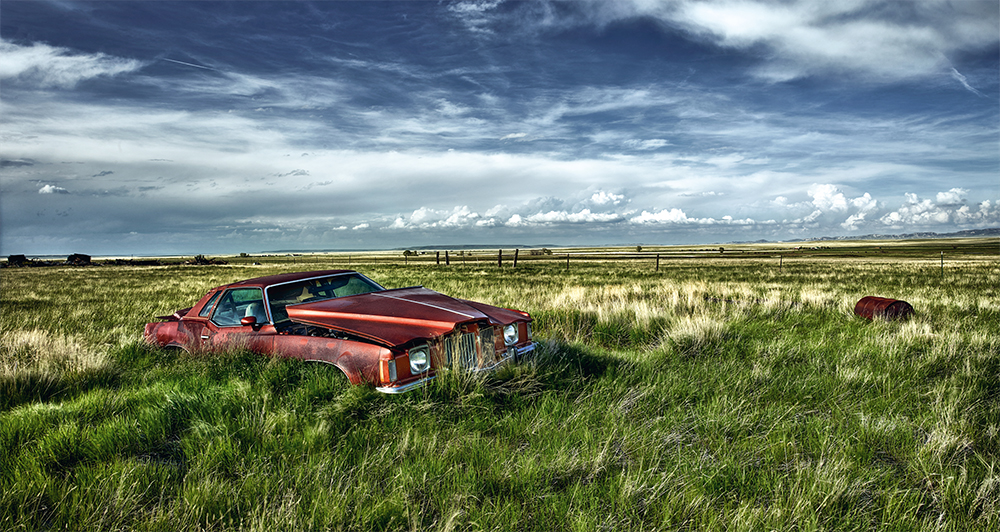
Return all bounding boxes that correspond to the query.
[285,287,489,346]
[854,296,914,320]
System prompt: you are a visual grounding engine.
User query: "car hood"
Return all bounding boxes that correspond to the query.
[284,286,527,346]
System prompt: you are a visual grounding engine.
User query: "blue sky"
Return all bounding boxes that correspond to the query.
[1,0,997,256]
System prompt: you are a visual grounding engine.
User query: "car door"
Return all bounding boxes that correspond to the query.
[177,289,221,350]
[203,287,276,352]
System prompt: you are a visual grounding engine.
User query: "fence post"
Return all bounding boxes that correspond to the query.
[656,254,660,272]
[498,249,503,268]
[566,253,570,270]
[940,251,944,277]
[446,250,450,266]
[513,249,519,268]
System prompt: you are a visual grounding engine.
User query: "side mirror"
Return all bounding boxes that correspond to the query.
[240,316,257,326]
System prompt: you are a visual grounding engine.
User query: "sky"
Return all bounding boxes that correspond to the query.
[1,0,998,256]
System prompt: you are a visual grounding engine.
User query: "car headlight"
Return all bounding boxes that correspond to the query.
[503,324,519,346]
[409,345,430,373]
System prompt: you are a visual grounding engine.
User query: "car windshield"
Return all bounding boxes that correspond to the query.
[266,273,385,323]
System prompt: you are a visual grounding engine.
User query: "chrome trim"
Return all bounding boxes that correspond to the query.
[375,341,534,394]
[467,342,522,372]
[376,374,435,394]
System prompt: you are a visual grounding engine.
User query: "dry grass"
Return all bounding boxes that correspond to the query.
[1,329,109,377]
[0,240,997,531]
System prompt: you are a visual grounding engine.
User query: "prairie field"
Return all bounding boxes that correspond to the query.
[1,239,998,531]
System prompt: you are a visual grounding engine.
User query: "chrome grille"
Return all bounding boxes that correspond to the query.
[479,326,495,360]
[443,324,495,370]
[445,330,478,369]
[459,331,477,368]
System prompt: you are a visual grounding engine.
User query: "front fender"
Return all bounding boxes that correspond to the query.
[270,335,391,385]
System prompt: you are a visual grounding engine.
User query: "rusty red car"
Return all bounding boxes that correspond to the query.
[144,270,535,393]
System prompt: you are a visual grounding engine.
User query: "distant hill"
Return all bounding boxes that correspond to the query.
[797,228,999,242]
[725,228,999,245]
[264,244,556,253]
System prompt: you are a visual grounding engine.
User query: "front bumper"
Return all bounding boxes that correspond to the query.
[374,341,535,394]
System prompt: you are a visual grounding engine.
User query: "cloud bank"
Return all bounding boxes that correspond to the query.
[0,1,996,255]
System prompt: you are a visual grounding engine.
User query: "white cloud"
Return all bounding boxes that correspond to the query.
[577,0,999,83]
[809,183,848,212]
[850,193,877,212]
[475,217,501,227]
[951,68,985,97]
[590,191,625,206]
[629,208,760,226]
[631,208,693,224]
[500,132,528,141]
[935,188,967,206]
[623,138,669,150]
[449,0,504,34]
[880,192,1000,228]
[484,204,507,217]
[526,209,624,224]
[840,192,879,230]
[801,209,823,224]
[678,191,724,198]
[436,99,470,116]
[0,40,144,88]
[392,206,482,229]
[38,185,69,194]
[352,223,369,230]
[953,200,998,225]
[880,192,950,227]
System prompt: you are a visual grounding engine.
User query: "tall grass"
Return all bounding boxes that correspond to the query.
[1,243,998,530]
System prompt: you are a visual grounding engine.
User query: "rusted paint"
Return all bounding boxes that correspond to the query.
[145,270,534,393]
[854,296,914,321]
[286,287,489,346]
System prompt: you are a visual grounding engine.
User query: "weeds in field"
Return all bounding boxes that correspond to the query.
[1,245,998,530]
[0,329,117,411]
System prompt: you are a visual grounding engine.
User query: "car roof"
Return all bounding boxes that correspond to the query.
[222,270,356,289]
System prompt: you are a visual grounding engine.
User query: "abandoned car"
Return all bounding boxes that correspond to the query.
[144,270,535,393]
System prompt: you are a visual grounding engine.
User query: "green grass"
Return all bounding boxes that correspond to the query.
[1,238,998,531]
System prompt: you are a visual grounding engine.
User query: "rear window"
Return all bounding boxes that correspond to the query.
[266,273,384,323]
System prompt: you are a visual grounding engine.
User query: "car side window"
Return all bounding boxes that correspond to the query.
[198,291,222,317]
[211,288,265,327]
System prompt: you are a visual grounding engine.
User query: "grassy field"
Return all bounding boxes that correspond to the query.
[1,238,998,531]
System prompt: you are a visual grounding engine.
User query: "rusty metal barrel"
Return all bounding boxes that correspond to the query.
[854,296,914,321]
